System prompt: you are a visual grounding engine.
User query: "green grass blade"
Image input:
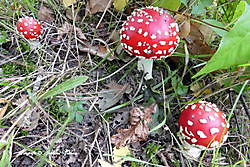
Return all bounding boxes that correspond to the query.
[41,76,88,99]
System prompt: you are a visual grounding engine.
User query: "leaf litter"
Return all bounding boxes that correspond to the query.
[98,82,132,111]
[111,104,157,148]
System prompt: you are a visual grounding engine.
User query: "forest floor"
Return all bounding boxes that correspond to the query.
[0,0,249,167]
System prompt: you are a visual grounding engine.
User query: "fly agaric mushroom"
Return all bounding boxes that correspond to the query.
[16,17,42,40]
[120,6,180,80]
[178,101,229,159]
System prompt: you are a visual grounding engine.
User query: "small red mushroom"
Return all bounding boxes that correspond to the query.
[16,17,42,40]
[178,101,229,159]
[120,6,180,80]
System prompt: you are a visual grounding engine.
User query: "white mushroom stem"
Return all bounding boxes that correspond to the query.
[28,40,41,50]
[137,58,153,80]
[184,146,203,160]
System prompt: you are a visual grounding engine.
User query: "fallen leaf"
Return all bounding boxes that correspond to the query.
[37,5,55,23]
[113,146,130,166]
[62,0,77,7]
[57,22,87,40]
[185,22,216,55]
[98,82,132,111]
[111,104,157,148]
[98,146,130,167]
[0,98,9,119]
[98,159,114,167]
[175,14,190,39]
[79,43,116,61]
[85,0,111,15]
[113,0,129,11]
[190,82,213,97]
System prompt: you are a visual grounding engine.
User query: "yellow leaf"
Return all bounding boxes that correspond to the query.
[62,0,76,7]
[113,146,130,167]
[113,0,128,11]
[98,146,130,167]
[0,98,9,119]
[98,159,114,167]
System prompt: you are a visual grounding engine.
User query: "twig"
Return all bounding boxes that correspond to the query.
[165,8,229,32]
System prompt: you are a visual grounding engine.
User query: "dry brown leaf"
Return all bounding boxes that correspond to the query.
[175,14,190,39]
[111,104,157,148]
[57,22,87,40]
[98,82,132,111]
[37,5,55,23]
[85,0,111,15]
[185,22,216,55]
[0,98,9,119]
[78,44,116,61]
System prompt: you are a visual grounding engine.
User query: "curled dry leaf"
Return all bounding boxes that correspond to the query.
[0,98,9,119]
[98,82,132,111]
[78,44,116,61]
[57,22,87,40]
[37,5,55,23]
[175,14,190,39]
[111,104,157,148]
[85,0,111,16]
[185,22,216,55]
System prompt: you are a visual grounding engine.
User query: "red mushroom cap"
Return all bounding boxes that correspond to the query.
[178,101,229,149]
[120,6,180,59]
[16,17,42,39]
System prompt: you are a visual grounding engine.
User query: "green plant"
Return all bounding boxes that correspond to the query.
[59,100,87,122]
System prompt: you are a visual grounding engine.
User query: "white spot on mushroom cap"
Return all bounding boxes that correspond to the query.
[152,44,157,48]
[168,47,175,53]
[210,128,220,135]
[137,19,143,23]
[129,26,135,31]
[150,34,157,39]
[221,122,225,127]
[205,106,212,112]
[134,50,140,54]
[155,50,162,54]
[24,23,28,26]
[159,41,166,45]
[187,120,193,126]
[191,138,198,143]
[199,119,208,124]
[138,28,143,34]
[137,42,142,46]
[168,41,173,45]
[197,130,207,138]
[191,105,196,110]
[164,31,169,36]
[143,32,148,37]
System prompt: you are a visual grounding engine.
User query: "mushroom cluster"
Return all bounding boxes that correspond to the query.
[16,17,42,40]
[120,6,180,80]
[178,101,229,159]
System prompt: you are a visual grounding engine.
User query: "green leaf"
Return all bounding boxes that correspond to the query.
[191,0,213,15]
[232,1,246,22]
[153,0,181,10]
[41,76,88,99]
[0,31,7,45]
[180,0,188,6]
[113,0,129,11]
[193,2,250,78]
